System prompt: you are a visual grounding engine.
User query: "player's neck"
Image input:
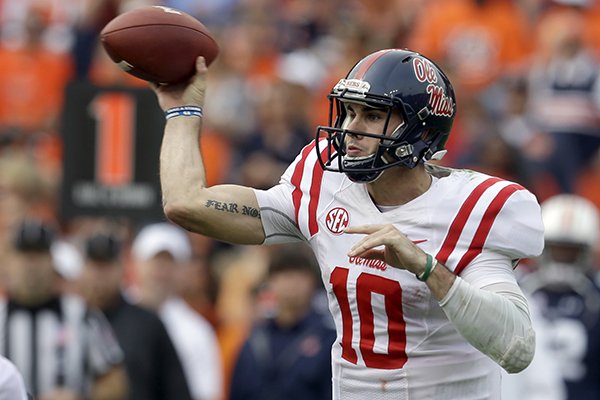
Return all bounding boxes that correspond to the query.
[366,164,432,206]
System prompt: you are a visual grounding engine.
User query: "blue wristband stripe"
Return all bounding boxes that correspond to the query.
[165,106,203,120]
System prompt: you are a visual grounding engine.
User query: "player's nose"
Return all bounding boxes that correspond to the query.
[345,117,366,137]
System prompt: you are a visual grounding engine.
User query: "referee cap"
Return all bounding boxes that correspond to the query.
[13,219,55,252]
[131,222,191,264]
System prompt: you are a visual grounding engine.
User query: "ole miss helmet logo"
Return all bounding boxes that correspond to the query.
[413,57,454,118]
[326,207,349,234]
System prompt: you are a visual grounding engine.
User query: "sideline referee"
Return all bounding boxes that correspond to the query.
[0,219,127,399]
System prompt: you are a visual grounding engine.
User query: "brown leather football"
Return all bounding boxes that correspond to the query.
[100,6,219,84]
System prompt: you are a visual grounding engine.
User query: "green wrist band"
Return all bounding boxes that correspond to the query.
[416,254,438,282]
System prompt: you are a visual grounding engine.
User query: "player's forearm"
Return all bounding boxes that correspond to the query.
[159,117,266,244]
[160,116,208,229]
[439,278,535,373]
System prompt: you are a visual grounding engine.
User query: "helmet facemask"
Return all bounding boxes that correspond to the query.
[316,83,446,183]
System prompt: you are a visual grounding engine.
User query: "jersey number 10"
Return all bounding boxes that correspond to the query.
[330,266,408,369]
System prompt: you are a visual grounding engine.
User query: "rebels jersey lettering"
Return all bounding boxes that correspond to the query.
[254,140,544,399]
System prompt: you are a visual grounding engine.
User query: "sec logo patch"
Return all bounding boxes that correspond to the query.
[326,207,349,234]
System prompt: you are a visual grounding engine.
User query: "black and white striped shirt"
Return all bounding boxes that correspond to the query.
[0,295,123,397]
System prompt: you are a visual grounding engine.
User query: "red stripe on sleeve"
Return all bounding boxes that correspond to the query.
[307,144,331,236]
[454,184,525,275]
[436,177,502,265]
[291,141,317,225]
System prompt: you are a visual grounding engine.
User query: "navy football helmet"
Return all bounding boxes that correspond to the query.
[315,49,456,183]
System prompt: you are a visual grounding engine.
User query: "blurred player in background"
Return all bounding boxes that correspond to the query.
[520,194,600,399]
[152,49,543,399]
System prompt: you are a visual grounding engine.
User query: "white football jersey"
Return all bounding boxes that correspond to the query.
[254,140,544,400]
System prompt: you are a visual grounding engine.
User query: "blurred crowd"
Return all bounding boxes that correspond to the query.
[0,0,600,399]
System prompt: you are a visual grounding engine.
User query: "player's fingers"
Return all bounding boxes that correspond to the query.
[344,224,387,235]
[196,56,208,73]
[352,248,385,261]
[348,231,390,256]
[349,227,409,257]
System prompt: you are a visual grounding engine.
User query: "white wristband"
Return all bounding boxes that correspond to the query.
[165,106,203,120]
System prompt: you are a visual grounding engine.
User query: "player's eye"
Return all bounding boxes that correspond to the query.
[344,103,355,116]
[367,112,383,122]
[345,105,356,119]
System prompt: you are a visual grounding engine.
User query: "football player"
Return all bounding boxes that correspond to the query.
[521,194,600,399]
[152,49,543,399]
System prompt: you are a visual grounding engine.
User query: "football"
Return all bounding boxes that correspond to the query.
[100,6,219,84]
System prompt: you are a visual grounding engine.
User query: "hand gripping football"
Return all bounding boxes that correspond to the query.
[100,6,219,84]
